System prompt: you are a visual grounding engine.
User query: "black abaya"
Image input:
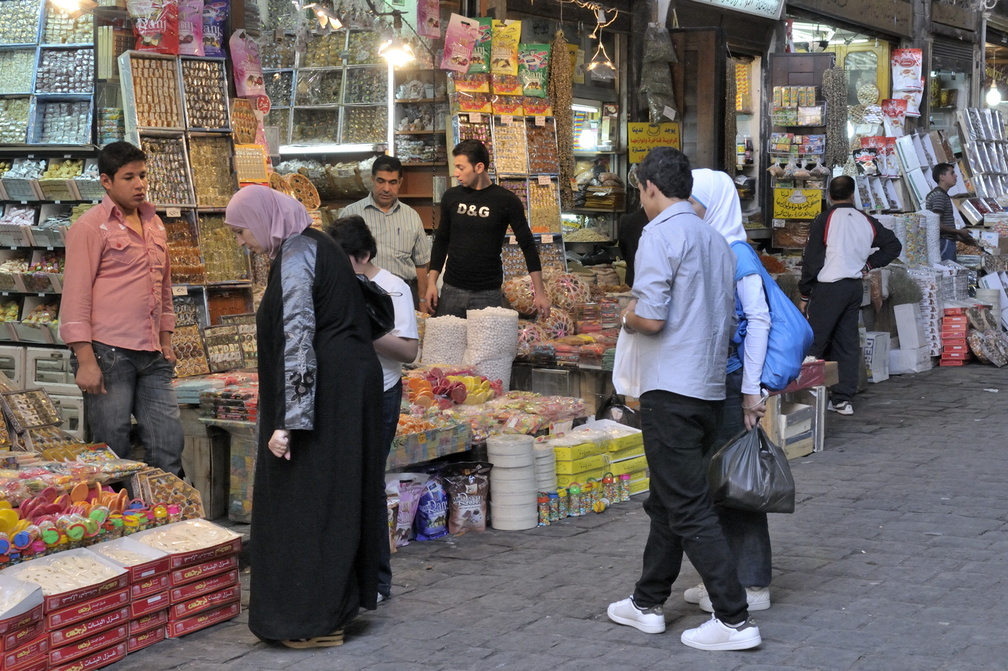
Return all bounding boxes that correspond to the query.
[248,227,384,642]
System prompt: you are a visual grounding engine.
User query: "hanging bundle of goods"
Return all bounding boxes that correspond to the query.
[547,30,575,209]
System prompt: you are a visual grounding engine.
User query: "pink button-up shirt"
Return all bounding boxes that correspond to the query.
[59,196,176,352]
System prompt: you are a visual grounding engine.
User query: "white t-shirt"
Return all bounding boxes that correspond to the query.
[372,268,419,391]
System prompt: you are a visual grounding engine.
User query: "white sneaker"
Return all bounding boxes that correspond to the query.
[828,400,853,415]
[680,615,761,651]
[607,597,666,634]
[683,582,707,604]
[699,586,771,613]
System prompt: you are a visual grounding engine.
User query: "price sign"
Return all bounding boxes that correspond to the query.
[537,175,551,186]
[166,208,181,218]
[256,95,271,115]
[535,115,546,127]
[509,235,517,244]
[501,114,513,125]
[172,286,188,296]
[772,188,823,220]
[470,112,483,123]
[541,234,553,243]
[628,122,681,163]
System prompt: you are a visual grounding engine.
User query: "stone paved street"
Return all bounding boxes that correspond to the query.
[113,364,1008,671]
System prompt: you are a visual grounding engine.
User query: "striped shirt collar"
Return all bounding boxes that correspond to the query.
[364,192,402,215]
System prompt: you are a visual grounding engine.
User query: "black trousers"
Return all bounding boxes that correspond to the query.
[632,389,749,625]
[806,278,862,403]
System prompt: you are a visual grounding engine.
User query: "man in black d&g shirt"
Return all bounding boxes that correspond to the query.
[425,139,551,319]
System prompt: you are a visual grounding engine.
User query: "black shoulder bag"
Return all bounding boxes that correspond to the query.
[356,274,396,340]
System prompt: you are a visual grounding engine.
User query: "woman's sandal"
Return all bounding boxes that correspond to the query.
[281,630,344,648]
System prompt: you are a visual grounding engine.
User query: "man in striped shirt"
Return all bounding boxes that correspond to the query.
[340,155,431,309]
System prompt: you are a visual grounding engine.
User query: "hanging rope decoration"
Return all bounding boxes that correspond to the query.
[823,66,849,168]
[724,58,738,173]
[549,29,575,210]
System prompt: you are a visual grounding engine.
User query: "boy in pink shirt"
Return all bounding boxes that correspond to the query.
[60,141,183,475]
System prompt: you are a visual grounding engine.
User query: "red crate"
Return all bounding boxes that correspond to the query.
[129,592,169,619]
[46,589,130,630]
[169,570,238,604]
[169,585,240,621]
[48,626,127,666]
[170,555,238,587]
[131,574,171,600]
[0,634,47,671]
[48,607,129,648]
[126,625,165,653]
[165,601,240,638]
[48,642,125,671]
[128,609,168,637]
[0,621,43,653]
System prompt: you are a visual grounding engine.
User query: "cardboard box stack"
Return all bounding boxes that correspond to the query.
[908,268,944,356]
[129,520,242,639]
[550,420,649,496]
[940,307,970,366]
[890,303,934,374]
[0,520,241,671]
[0,576,46,671]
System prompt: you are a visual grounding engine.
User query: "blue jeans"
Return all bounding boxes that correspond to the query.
[633,389,748,625]
[73,342,184,476]
[713,368,773,588]
[377,379,403,598]
[436,283,503,319]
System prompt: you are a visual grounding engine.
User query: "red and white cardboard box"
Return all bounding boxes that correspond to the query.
[3,549,128,613]
[130,592,169,619]
[126,625,165,653]
[48,641,125,671]
[0,621,44,653]
[169,585,240,621]
[46,588,130,630]
[48,625,127,666]
[0,634,47,671]
[0,577,43,638]
[128,609,168,636]
[131,574,171,601]
[169,569,238,604]
[49,606,129,648]
[131,521,241,571]
[166,601,240,638]
[89,537,170,583]
[170,555,238,587]
[1,657,45,671]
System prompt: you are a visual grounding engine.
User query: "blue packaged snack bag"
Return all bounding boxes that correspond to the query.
[202,0,228,57]
[414,477,449,541]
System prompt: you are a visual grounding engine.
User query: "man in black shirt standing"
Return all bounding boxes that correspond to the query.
[426,139,551,318]
[925,162,979,262]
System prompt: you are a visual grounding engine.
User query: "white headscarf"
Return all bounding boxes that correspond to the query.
[690,169,747,245]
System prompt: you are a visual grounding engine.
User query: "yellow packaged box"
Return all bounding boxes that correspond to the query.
[552,442,604,461]
[628,477,650,495]
[609,454,648,477]
[609,444,645,462]
[556,468,607,487]
[554,453,609,475]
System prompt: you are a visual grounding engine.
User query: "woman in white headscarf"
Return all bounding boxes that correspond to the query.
[680,168,775,614]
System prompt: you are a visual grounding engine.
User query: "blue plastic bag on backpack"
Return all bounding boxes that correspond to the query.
[731,241,813,391]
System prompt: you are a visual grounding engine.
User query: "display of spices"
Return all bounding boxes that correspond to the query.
[528,178,561,233]
[200,214,250,283]
[42,4,92,44]
[182,59,230,130]
[491,117,528,174]
[141,136,194,205]
[343,106,387,144]
[188,135,235,207]
[0,49,35,94]
[128,55,183,128]
[302,31,344,67]
[264,70,293,107]
[294,68,342,106]
[346,30,380,64]
[36,99,90,144]
[526,118,560,173]
[344,67,386,104]
[0,0,42,45]
[0,98,30,143]
[291,108,339,144]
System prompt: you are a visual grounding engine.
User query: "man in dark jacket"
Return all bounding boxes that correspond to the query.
[799,175,902,416]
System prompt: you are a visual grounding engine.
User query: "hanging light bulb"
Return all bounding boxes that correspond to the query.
[987,81,1002,108]
[585,40,616,80]
[379,14,415,66]
[50,0,96,18]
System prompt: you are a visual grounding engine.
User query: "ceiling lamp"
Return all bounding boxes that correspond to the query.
[585,40,616,80]
[301,2,342,30]
[987,81,1002,108]
[379,14,415,66]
